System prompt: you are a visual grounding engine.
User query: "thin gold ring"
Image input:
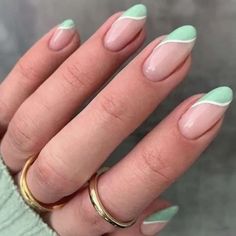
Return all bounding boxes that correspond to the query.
[19,156,66,212]
[88,168,137,228]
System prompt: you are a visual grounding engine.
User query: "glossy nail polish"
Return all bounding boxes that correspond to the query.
[179,86,233,139]
[104,4,147,51]
[141,206,179,235]
[49,19,76,51]
[143,25,197,81]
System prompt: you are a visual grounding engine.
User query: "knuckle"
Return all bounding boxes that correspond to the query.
[0,99,11,127]
[7,112,36,152]
[75,191,114,235]
[98,94,127,123]
[34,155,70,195]
[81,199,103,228]
[141,147,173,185]
[16,59,40,82]
[62,63,91,90]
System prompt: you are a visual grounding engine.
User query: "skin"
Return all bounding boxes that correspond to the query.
[0,12,224,236]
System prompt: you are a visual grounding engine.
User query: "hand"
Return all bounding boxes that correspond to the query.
[0,4,232,236]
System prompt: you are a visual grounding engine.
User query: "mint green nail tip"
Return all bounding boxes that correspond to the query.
[59,19,75,29]
[198,86,233,105]
[166,25,197,41]
[144,206,179,223]
[122,4,147,18]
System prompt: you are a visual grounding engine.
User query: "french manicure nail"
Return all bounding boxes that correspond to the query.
[179,86,233,139]
[49,19,76,51]
[104,4,147,51]
[143,25,197,81]
[141,206,179,235]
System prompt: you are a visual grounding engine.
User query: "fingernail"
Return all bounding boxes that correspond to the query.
[143,25,197,81]
[49,19,76,51]
[179,86,233,139]
[104,4,147,51]
[141,206,179,235]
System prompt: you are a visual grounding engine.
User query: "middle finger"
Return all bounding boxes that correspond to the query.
[26,25,196,204]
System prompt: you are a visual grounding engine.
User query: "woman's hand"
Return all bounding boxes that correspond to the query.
[0,4,232,236]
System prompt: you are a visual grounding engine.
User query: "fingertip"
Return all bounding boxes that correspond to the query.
[48,19,80,52]
[178,87,231,140]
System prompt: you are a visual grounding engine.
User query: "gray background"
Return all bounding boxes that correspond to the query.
[0,0,236,235]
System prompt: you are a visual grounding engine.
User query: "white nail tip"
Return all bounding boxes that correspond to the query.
[191,100,232,108]
[58,26,74,30]
[154,38,196,51]
[117,15,147,21]
[143,220,168,225]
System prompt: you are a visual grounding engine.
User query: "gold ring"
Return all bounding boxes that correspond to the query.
[19,156,66,212]
[88,167,137,228]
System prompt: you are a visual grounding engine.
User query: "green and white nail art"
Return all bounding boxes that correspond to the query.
[143,206,179,225]
[192,86,233,108]
[155,25,197,49]
[58,19,75,30]
[117,4,147,21]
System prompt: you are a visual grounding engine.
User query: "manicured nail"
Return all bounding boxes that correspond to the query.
[141,206,179,235]
[179,86,233,139]
[143,25,197,81]
[49,19,76,51]
[104,4,147,51]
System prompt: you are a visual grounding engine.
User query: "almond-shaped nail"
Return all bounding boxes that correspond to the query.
[141,206,179,235]
[104,4,147,51]
[143,25,197,81]
[179,86,233,139]
[49,19,76,51]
